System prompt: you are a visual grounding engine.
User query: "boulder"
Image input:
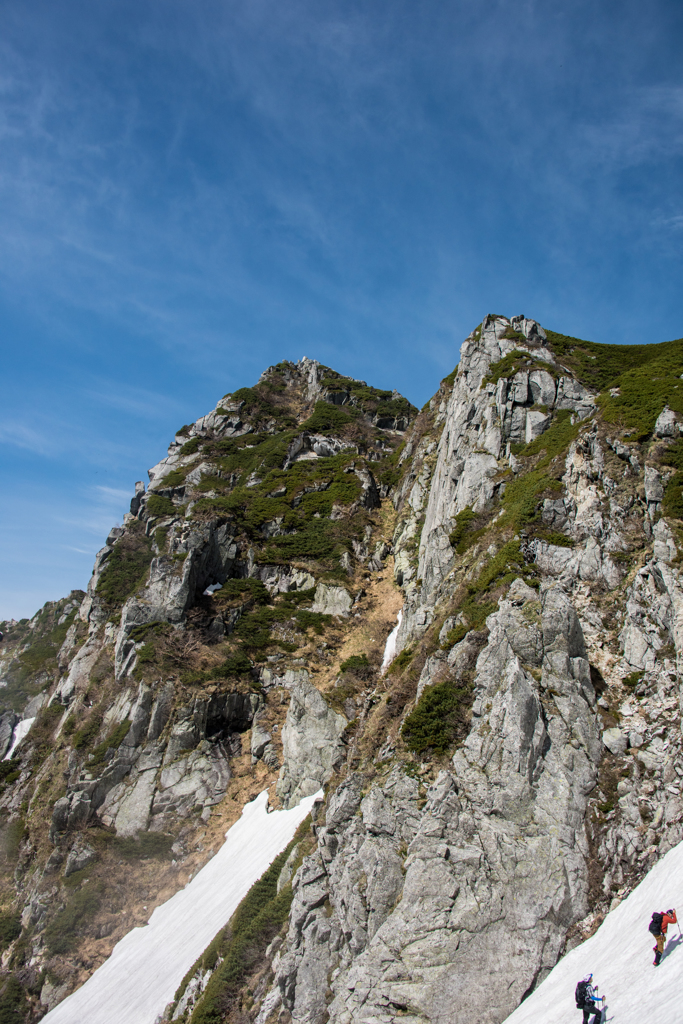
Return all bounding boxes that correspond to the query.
[603,727,628,755]
[114,770,158,838]
[654,406,679,438]
[525,409,550,442]
[64,842,96,878]
[251,716,272,763]
[644,465,664,511]
[311,585,353,618]
[252,565,315,595]
[49,791,92,841]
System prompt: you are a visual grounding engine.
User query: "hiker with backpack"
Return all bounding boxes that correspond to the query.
[649,907,677,966]
[575,975,602,1024]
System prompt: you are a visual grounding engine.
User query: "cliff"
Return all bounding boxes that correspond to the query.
[1,317,682,1024]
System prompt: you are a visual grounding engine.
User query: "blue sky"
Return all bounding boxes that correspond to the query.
[1,0,683,620]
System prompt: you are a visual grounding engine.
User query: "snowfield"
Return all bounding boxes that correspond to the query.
[503,838,683,1024]
[381,609,403,672]
[4,717,35,760]
[42,789,321,1024]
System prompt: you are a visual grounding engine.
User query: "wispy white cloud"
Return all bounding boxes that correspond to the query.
[0,421,56,456]
[657,214,683,231]
[0,411,135,464]
[83,380,183,420]
[94,485,132,501]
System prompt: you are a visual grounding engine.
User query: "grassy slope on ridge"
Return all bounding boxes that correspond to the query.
[545,329,683,440]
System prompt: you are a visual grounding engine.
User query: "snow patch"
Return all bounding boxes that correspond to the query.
[503,838,683,1024]
[42,789,321,1024]
[4,717,35,760]
[381,609,403,672]
[203,583,223,596]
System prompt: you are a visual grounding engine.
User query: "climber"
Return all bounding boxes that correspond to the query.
[575,975,602,1024]
[649,907,677,965]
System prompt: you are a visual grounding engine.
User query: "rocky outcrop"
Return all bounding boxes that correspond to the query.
[114,521,238,678]
[0,712,18,758]
[7,323,683,1024]
[277,672,347,809]
[284,433,353,470]
[311,585,353,618]
[48,686,261,843]
[394,315,595,645]
[241,317,683,1024]
[269,580,601,1024]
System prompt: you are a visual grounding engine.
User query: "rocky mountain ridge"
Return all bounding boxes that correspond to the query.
[1,317,683,1024]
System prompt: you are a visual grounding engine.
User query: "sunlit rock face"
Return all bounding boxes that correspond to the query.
[4,327,683,1024]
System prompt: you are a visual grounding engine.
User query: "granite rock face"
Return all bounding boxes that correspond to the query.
[113,521,238,679]
[250,318,683,1024]
[277,671,347,809]
[270,582,602,1024]
[395,315,595,646]
[7,328,683,1024]
[47,686,260,843]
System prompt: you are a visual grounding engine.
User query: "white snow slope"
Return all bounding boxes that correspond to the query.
[4,717,35,760]
[42,789,321,1024]
[381,609,403,672]
[503,837,683,1024]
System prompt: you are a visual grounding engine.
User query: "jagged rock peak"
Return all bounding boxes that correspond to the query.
[4,314,683,1024]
